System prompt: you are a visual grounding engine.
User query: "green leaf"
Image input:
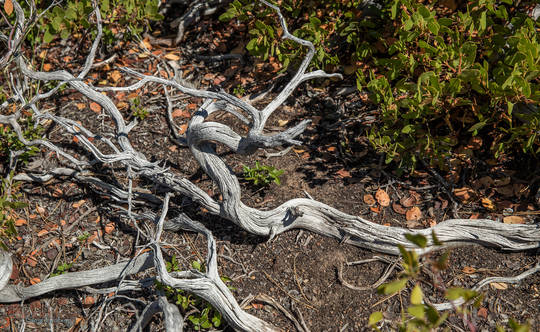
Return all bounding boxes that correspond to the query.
[401,125,413,134]
[468,121,487,133]
[404,233,427,248]
[368,311,383,326]
[408,304,425,319]
[410,284,423,305]
[191,260,201,271]
[480,11,487,31]
[246,38,257,51]
[379,278,408,295]
[43,28,55,43]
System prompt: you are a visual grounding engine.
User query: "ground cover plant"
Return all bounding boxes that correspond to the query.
[0,0,539,331]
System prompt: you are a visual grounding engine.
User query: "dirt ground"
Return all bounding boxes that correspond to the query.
[1,7,539,332]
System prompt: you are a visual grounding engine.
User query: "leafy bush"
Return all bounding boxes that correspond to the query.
[27,0,163,45]
[369,232,531,331]
[0,114,43,165]
[0,173,27,251]
[243,161,284,186]
[221,0,540,170]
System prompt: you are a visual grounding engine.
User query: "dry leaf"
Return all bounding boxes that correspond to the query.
[392,202,406,215]
[462,266,476,274]
[375,189,390,207]
[110,70,122,83]
[490,282,508,290]
[164,53,180,61]
[26,256,38,267]
[481,197,495,210]
[82,296,95,306]
[327,146,337,152]
[252,303,263,309]
[72,199,85,208]
[454,187,475,202]
[43,63,52,71]
[277,119,289,127]
[400,195,416,207]
[477,307,488,319]
[363,194,376,206]
[104,223,115,234]
[30,277,41,285]
[4,0,13,15]
[171,109,190,118]
[89,102,102,113]
[37,229,49,237]
[15,219,27,226]
[406,206,422,221]
[370,205,381,214]
[503,216,524,224]
[336,169,351,178]
[178,123,188,135]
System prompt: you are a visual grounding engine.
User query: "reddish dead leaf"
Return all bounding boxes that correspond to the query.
[370,205,381,214]
[336,169,351,178]
[43,63,52,71]
[363,194,376,206]
[375,189,390,207]
[252,303,263,310]
[26,256,38,267]
[72,136,79,144]
[427,218,437,227]
[462,266,477,274]
[168,145,177,152]
[82,296,95,307]
[477,307,488,319]
[490,282,508,290]
[481,197,495,210]
[171,109,191,118]
[109,70,122,83]
[469,213,480,219]
[178,124,188,135]
[37,229,49,237]
[89,102,102,113]
[406,206,422,221]
[400,195,416,208]
[164,53,180,61]
[327,146,336,152]
[392,202,406,214]
[10,264,18,280]
[72,199,85,208]
[187,103,198,110]
[30,277,41,285]
[453,187,475,203]
[15,219,26,226]
[503,216,524,224]
[4,0,13,15]
[104,223,115,234]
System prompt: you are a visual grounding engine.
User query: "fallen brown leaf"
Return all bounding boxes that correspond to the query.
[462,266,476,274]
[503,216,524,224]
[30,277,41,285]
[164,53,180,61]
[453,187,475,202]
[363,194,376,206]
[336,169,351,178]
[406,206,422,221]
[477,307,488,319]
[375,189,390,207]
[110,70,122,83]
[15,219,27,226]
[370,206,381,214]
[392,202,406,215]
[490,282,508,290]
[89,102,102,113]
[481,197,495,210]
[400,195,416,207]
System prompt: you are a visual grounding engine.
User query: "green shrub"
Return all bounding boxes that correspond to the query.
[243,161,284,186]
[27,0,163,45]
[221,0,540,170]
[0,173,27,251]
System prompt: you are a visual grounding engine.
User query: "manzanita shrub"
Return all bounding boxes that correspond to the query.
[221,0,540,170]
[27,0,163,45]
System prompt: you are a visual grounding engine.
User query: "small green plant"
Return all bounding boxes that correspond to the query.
[232,84,246,96]
[243,161,284,186]
[130,97,149,121]
[369,232,531,331]
[29,0,163,45]
[156,256,231,330]
[0,173,27,251]
[50,262,73,277]
[0,115,43,165]
[77,232,90,242]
